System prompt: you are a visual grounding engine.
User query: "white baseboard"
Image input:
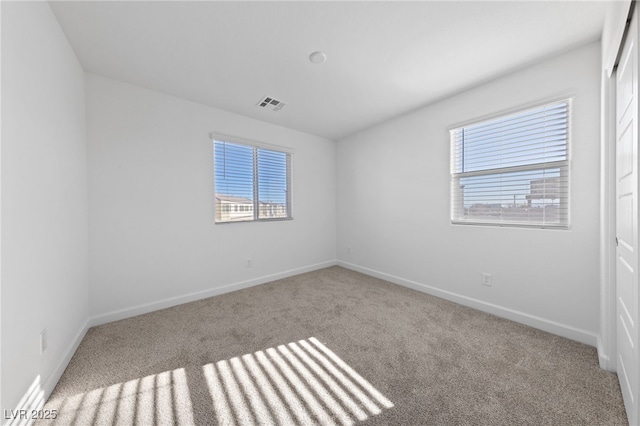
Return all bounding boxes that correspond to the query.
[4,375,43,426]
[7,258,598,426]
[43,319,90,399]
[5,319,90,426]
[90,260,338,327]
[338,260,598,347]
[597,336,616,372]
[6,260,338,426]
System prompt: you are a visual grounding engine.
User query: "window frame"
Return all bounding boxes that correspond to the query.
[449,98,571,229]
[211,133,293,224]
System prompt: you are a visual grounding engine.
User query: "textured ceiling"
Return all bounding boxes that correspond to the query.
[50,1,607,140]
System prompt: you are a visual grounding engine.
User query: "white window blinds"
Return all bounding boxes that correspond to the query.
[450,99,570,228]
[214,138,291,223]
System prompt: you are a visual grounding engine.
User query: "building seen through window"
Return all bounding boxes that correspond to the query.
[213,137,291,223]
[450,99,570,228]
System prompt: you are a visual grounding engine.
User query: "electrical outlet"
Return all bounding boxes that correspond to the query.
[481,273,492,286]
[40,329,48,354]
[246,258,253,268]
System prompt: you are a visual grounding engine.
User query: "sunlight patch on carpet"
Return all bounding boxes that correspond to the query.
[49,367,195,425]
[202,337,394,425]
[37,338,392,425]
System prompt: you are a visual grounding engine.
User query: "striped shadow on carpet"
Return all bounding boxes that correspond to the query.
[36,266,628,425]
[46,337,393,426]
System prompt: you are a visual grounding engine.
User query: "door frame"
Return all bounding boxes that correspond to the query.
[600,1,636,373]
[600,65,618,372]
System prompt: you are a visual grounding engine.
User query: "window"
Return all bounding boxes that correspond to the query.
[213,135,292,223]
[450,99,570,228]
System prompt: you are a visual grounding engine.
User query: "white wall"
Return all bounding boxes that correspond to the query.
[1,1,89,413]
[337,42,601,345]
[86,74,336,320]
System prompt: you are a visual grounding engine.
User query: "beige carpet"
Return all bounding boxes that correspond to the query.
[38,266,627,425]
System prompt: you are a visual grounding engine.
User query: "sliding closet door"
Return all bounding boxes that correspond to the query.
[616,5,640,425]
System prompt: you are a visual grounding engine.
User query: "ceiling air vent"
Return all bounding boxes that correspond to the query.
[256,95,286,112]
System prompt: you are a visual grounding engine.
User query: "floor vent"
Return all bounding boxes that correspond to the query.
[256,95,286,111]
